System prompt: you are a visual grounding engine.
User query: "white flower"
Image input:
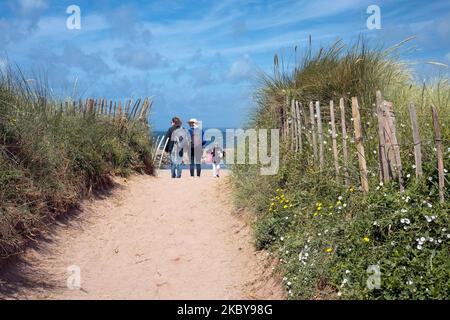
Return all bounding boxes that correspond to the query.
[280,237,284,241]
[400,218,406,224]
[406,280,414,285]
[337,292,342,297]
[379,182,384,186]
[287,281,292,286]
[427,203,433,208]
[420,237,426,242]
[417,245,423,250]
[345,270,351,274]
[429,237,434,242]
[338,196,343,200]
[406,174,411,178]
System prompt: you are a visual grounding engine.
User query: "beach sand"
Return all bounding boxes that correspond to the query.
[0,170,284,300]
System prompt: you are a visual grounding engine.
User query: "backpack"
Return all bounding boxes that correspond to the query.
[170,128,188,165]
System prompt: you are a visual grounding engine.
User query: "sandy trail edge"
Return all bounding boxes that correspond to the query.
[0,170,285,300]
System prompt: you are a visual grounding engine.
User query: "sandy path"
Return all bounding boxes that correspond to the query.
[0,170,284,300]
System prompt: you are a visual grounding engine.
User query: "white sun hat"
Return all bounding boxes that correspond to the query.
[188,118,198,123]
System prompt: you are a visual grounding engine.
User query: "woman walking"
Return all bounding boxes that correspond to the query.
[164,117,188,178]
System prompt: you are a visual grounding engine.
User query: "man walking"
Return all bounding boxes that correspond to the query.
[187,118,205,177]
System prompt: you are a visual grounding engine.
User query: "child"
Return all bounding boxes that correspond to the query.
[210,143,223,178]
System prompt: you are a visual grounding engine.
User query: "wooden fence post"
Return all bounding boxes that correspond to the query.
[295,101,303,153]
[309,101,318,160]
[330,100,340,178]
[290,98,296,151]
[340,98,349,186]
[376,91,390,183]
[431,105,445,203]
[384,101,404,192]
[409,102,423,178]
[351,97,369,193]
[316,101,324,170]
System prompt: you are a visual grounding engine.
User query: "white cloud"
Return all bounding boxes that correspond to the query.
[18,0,47,13]
[446,52,450,61]
[228,55,254,82]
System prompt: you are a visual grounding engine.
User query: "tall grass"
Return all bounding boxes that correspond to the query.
[0,67,154,260]
[232,38,450,299]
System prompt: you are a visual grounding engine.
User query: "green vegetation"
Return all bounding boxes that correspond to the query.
[231,38,450,299]
[0,69,153,260]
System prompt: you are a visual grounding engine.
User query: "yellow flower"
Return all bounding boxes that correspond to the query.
[349,187,355,193]
[280,200,284,204]
[363,236,370,242]
[289,204,293,208]
[313,212,318,217]
[285,199,290,203]
[271,202,275,206]
[281,194,285,199]
[325,247,333,253]
[336,201,342,206]
[275,196,280,200]
[317,206,322,211]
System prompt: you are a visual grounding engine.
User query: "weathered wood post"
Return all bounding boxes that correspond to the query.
[295,101,303,153]
[384,101,404,192]
[340,98,350,186]
[431,105,445,203]
[409,102,423,178]
[351,97,369,193]
[316,101,324,170]
[309,101,318,161]
[376,91,390,183]
[290,98,296,152]
[330,100,340,178]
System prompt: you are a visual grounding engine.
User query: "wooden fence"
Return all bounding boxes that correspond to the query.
[282,90,447,202]
[48,97,153,122]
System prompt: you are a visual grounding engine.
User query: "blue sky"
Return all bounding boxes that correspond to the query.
[1,0,449,130]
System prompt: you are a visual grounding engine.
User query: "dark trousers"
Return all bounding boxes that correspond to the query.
[190,163,201,177]
[190,146,201,177]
